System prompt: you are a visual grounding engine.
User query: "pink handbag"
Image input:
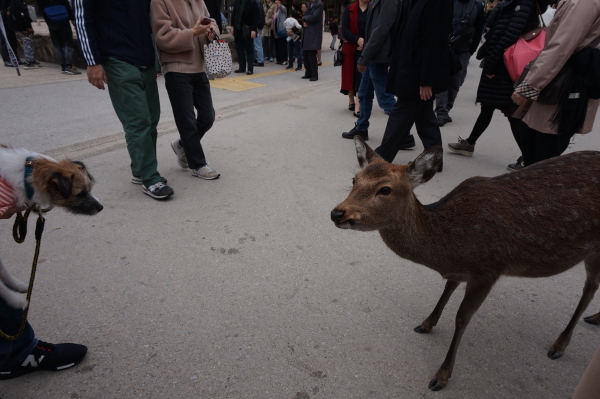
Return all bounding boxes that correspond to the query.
[504,26,546,82]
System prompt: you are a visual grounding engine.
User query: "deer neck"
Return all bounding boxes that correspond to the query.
[378,195,448,274]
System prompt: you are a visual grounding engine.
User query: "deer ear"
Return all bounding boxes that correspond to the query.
[51,172,73,198]
[407,147,443,188]
[354,136,384,168]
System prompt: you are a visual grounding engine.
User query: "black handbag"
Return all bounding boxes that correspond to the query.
[334,41,344,67]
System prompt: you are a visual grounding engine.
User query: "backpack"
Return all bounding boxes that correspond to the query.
[451,0,477,54]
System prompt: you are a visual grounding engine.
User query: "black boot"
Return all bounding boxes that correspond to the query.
[342,127,368,141]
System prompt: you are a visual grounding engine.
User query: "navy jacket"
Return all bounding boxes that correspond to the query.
[73,0,155,67]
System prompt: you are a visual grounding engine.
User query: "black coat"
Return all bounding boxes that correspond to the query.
[301,0,323,51]
[386,0,453,100]
[476,0,540,108]
[232,0,260,36]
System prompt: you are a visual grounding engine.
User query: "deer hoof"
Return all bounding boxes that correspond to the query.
[583,316,599,325]
[428,378,447,391]
[414,325,430,334]
[547,349,563,360]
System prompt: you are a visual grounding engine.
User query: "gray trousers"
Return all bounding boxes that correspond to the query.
[435,52,471,119]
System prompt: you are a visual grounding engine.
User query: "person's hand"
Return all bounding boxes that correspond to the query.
[87,65,108,90]
[419,86,433,101]
[357,63,366,73]
[0,205,27,220]
[357,37,364,50]
[485,74,495,79]
[303,22,308,28]
[512,91,528,105]
[193,18,211,36]
[251,30,256,39]
[71,20,76,27]
[229,26,234,35]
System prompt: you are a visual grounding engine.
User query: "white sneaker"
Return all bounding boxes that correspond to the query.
[191,164,220,180]
[170,139,189,169]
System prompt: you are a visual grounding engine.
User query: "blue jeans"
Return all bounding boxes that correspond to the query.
[254,30,264,63]
[0,298,37,370]
[356,63,396,131]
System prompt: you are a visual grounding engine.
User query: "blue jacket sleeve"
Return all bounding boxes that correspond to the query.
[73,0,101,66]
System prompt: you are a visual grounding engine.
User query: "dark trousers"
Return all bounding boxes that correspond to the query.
[375,98,442,165]
[0,21,18,62]
[164,72,215,169]
[49,24,74,68]
[520,122,570,166]
[466,104,524,155]
[303,50,318,79]
[435,52,471,119]
[287,39,302,68]
[234,36,255,73]
[275,37,287,63]
[263,35,275,59]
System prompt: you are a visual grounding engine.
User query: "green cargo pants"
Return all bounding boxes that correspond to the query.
[103,57,162,187]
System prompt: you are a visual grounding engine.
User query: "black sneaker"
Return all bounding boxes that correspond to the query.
[142,182,174,199]
[4,61,14,67]
[342,127,368,141]
[437,115,448,127]
[507,156,524,172]
[0,340,87,380]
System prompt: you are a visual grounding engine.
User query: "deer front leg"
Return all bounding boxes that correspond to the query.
[583,312,600,325]
[415,280,460,334]
[428,279,495,391]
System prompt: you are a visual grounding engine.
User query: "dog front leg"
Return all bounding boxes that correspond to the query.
[0,257,28,293]
[0,280,28,309]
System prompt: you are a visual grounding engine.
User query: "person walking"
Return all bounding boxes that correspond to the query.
[512,0,600,166]
[329,16,338,50]
[232,0,260,74]
[434,0,484,126]
[151,0,221,181]
[272,0,287,64]
[374,0,453,170]
[263,0,276,62]
[74,0,174,199]
[36,0,81,75]
[253,0,265,67]
[339,0,366,116]
[301,0,323,81]
[447,0,546,171]
[342,0,415,149]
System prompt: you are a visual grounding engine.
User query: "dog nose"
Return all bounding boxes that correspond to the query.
[331,209,345,223]
[96,203,104,212]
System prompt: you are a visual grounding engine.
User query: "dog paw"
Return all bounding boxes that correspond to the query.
[6,292,28,309]
[14,282,28,293]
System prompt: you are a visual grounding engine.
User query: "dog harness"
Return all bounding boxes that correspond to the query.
[0,175,18,218]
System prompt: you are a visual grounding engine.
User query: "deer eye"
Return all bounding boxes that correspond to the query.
[378,187,392,196]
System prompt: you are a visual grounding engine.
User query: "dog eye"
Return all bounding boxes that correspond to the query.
[378,187,392,195]
[76,190,88,198]
[352,178,356,186]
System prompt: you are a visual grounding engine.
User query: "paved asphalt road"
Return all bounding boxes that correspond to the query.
[1,42,599,398]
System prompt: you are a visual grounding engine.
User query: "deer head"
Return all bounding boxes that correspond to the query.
[331,137,443,231]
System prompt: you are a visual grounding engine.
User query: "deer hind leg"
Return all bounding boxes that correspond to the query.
[583,311,600,325]
[428,278,495,391]
[548,255,600,360]
[415,280,460,334]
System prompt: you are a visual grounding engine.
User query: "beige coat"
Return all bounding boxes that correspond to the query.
[263,1,276,37]
[520,0,600,134]
[151,0,218,66]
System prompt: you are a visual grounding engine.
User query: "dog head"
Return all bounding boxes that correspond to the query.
[31,159,103,215]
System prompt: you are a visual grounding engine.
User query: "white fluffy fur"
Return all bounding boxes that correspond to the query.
[0,146,55,209]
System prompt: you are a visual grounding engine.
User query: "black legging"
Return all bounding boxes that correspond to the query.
[466,104,523,153]
[520,122,570,166]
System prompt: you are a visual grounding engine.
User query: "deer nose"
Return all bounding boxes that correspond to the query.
[331,209,345,223]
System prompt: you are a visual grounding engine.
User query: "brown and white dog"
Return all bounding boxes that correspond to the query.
[0,146,103,308]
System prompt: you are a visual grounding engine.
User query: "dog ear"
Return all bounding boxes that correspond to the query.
[51,173,73,198]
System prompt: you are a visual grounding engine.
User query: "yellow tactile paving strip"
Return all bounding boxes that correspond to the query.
[210,61,333,92]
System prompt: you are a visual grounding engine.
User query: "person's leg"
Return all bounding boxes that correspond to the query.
[533,130,568,164]
[355,67,374,131]
[375,99,421,163]
[5,27,19,63]
[445,52,471,116]
[295,40,303,69]
[234,37,247,72]
[0,299,37,371]
[268,35,275,61]
[303,50,312,77]
[254,30,264,64]
[508,116,525,155]
[191,72,216,168]
[317,49,321,64]
[466,104,495,145]
[49,28,67,69]
[103,58,162,187]
[59,24,74,69]
[287,39,295,68]
[435,91,449,121]
[307,50,318,79]
[369,63,396,114]
[330,33,337,49]
[414,98,443,151]
[245,37,255,73]
[16,33,35,63]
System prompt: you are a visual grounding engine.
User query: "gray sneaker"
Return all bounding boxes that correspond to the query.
[192,163,220,180]
[448,137,474,157]
[171,139,189,169]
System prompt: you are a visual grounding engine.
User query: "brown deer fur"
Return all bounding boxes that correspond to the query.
[331,137,600,391]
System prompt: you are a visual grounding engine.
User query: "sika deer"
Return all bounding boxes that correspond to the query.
[330,137,600,391]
